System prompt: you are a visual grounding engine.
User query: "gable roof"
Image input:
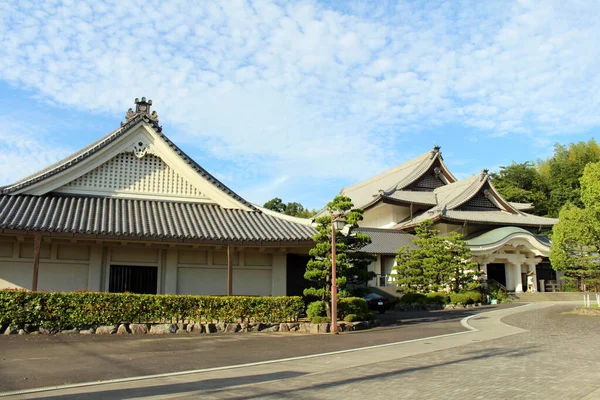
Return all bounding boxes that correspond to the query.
[394,171,558,229]
[0,98,318,244]
[1,100,254,210]
[341,146,456,209]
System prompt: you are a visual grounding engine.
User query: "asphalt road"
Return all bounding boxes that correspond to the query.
[0,305,510,392]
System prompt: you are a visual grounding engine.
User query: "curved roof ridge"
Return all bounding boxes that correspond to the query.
[341,147,443,209]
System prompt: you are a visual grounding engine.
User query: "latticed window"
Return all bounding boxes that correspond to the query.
[64,153,204,197]
[408,173,445,191]
[459,191,498,211]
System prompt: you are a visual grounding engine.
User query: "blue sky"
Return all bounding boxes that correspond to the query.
[0,0,599,209]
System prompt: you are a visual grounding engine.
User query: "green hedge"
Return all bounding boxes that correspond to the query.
[337,297,368,318]
[0,290,304,328]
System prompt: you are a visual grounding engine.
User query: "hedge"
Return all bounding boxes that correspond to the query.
[337,297,369,318]
[0,290,304,329]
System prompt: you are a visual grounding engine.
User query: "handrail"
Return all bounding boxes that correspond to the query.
[487,278,509,292]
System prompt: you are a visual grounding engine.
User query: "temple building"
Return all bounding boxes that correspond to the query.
[340,146,559,294]
[0,98,315,295]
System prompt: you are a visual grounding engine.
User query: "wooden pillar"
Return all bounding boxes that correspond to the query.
[31,233,42,291]
[227,244,233,296]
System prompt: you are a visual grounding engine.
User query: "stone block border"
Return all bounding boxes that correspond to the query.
[1,320,381,336]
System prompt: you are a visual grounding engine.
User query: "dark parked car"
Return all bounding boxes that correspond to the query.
[363,293,392,314]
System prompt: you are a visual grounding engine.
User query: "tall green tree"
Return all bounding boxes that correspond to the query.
[490,161,550,216]
[394,220,479,293]
[540,139,600,216]
[550,161,600,291]
[304,196,375,315]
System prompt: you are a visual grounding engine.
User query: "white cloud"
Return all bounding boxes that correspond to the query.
[0,0,599,204]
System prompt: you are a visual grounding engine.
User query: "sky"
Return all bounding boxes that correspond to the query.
[0,0,599,210]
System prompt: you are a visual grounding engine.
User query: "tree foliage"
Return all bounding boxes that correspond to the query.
[550,161,600,291]
[491,139,600,217]
[394,220,479,293]
[263,197,316,218]
[490,161,549,216]
[304,196,376,315]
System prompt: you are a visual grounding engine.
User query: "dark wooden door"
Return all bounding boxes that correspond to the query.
[109,265,158,294]
[487,263,506,287]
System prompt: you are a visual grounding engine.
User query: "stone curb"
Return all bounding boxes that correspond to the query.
[0,320,381,336]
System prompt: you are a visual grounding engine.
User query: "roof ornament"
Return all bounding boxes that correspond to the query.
[124,97,159,124]
[480,168,489,181]
[430,145,441,159]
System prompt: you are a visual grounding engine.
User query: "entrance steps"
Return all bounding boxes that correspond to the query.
[512,292,593,302]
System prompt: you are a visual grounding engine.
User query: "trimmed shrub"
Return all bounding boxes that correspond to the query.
[338,297,368,319]
[465,291,482,304]
[344,311,377,322]
[0,290,304,329]
[449,292,473,307]
[399,293,427,305]
[306,300,328,322]
[425,292,449,305]
[311,316,330,324]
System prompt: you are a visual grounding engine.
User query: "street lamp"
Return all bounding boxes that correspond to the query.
[331,212,346,334]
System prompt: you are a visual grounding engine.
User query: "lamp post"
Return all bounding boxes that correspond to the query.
[331,212,346,334]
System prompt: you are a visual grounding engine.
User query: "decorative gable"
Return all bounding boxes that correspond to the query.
[458,190,499,211]
[56,152,208,201]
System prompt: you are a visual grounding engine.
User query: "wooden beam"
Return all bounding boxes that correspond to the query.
[31,233,42,291]
[227,244,233,296]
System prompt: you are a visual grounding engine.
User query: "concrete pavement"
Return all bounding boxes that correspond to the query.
[2,303,579,399]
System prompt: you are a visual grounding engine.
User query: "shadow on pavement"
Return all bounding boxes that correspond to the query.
[218,345,539,399]
[377,304,517,327]
[41,371,307,400]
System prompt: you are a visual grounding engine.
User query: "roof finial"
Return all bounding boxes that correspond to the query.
[433,145,441,152]
[124,97,159,124]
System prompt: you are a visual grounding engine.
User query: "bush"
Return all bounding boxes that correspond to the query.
[426,292,449,305]
[338,297,368,318]
[306,300,328,321]
[465,291,482,304]
[449,292,473,307]
[344,311,377,322]
[0,290,304,328]
[311,316,330,324]
[399,293,427,305]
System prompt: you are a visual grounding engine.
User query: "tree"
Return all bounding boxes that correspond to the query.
[263,198,317,218]
[489,139,600,217]
[304,196,376,316]
[540,139,600,217]
[490,161,550,216]
[263,197,285,213]
[394,220,479,293]
[550,162,600,291]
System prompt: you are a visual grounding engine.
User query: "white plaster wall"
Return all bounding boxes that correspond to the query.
[177,267,227,295]
[0,241,92,291]
[361,204,411,228]
[0,261,88,291]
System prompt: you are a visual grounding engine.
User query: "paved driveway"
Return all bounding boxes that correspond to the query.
[0,305,508,392]
[7,303,599,400]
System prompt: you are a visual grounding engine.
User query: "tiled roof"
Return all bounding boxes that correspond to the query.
[0,194,316,242]
[355,227,416,255]
[385,191,436,206]
[0,115,256,210]
[396,209,557,228]
[341,147,455,208]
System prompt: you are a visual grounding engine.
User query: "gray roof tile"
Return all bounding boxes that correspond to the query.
[355,227,416,255]
[0,195,316,242]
